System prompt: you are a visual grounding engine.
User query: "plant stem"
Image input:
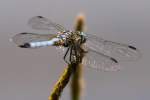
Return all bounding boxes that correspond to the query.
[48,65,73,100]
[71,13,85,100]
[49,13,85,100]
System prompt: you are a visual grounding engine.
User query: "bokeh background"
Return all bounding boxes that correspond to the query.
[0,0,150,100]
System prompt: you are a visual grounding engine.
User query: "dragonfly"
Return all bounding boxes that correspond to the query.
[11,16,141,71]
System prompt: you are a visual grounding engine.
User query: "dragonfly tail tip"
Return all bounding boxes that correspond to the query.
[19,43,30,48]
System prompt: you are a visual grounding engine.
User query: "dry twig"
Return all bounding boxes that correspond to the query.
[49,13,85,100]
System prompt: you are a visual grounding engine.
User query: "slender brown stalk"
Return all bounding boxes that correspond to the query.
[71,13,85,100]
[48,13,85,100]
[48,64,73,100]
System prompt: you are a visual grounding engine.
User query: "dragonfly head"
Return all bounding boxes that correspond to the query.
[80,32,87,43]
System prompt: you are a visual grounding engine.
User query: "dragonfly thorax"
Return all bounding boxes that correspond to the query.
[61,31,86,47]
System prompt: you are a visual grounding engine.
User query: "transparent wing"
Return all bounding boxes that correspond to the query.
[55,46,67,56]
[82,48,120,71]
[11,32,58,48]
[85,34,141,62]
[28,16,66,32]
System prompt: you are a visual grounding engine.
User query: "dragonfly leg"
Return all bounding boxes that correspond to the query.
[63,47,70,64]
[69,46,73,63]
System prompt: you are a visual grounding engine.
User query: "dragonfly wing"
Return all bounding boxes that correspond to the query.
[55,46,67,56]
[11,32,58,48]
[28,16,66,32]
[85,34,141,62]
[82,48,120,71]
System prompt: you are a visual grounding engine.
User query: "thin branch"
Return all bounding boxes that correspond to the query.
[48,13,86,100]
[48,65,73,100]
[71,13,85,100]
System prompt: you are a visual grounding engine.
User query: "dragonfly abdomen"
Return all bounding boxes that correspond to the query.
[19,38,60,48]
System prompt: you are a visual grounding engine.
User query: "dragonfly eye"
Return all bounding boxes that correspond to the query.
[79,34,86,44]
[82,37,86,43]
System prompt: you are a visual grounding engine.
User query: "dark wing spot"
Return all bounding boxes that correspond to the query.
[128,45,137,50]
[19,43,30,48]
[20,32,28,34]
[37,16,44,18]
[110,57,118,63]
